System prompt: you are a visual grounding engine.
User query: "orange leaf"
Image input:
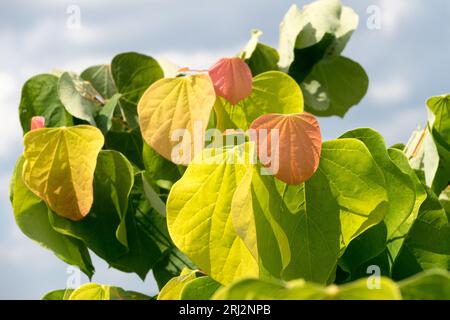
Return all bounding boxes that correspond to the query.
[250,113,322,185]
[208,57,252,105]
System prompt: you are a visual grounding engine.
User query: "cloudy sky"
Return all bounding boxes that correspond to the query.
[0,0,449,299]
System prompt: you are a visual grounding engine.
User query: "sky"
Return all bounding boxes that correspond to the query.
[0,0,449,299]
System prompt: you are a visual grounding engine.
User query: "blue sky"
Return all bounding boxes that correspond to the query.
[0,0,449,299]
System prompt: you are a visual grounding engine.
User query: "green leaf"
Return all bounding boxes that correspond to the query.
[22,125,105,221]
[81,64,117,99]
[142,172,167,217]
[143,142,181,190]
[158,268,197,300]
[213,277,401,300]
[340,129,416,240]
[167,144,259,285]
[95,93,121,135]
[392,185,450,280]
[58,72,103,125]
[152,247,196,290]
[407,185,450,255]
[399,269,450,300]
[300,56,369,117]
[68,283,151,300]
[214,71,303,131]
[10,157,94,277]
[105,128,144,169]
[19,74,73,133]
[107,174,167,279]
[111,52,164,129]
[168,138,387,285]
[42,289,74,300]
[441,187,450,214]
[240,30,279,76]
[180,276,222,300]
[48,150,134,262]
[249,138,387,283]
[427,94,450,194]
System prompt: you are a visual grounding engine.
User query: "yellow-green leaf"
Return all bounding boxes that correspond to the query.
[158,268,197,300]
[167,144,259,285]
[138,74,216,165]
[22,125,104,221]
[214,71,303,131]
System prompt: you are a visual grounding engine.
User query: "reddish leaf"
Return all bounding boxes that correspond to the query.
[208,57,253,105]
[250,112,322,185]
[30,116,46,130]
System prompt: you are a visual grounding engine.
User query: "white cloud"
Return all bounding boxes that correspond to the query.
[375,108,426,145]
[378,0,421,36]
[369,77,411,105]
[0,73,22,160]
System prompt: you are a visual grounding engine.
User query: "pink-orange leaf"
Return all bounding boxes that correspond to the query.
[208,57,252,105]
[250,113,322,185]
[30,116,45,130]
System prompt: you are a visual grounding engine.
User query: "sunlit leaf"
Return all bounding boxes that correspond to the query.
[250,112,322,185]
[208,57,253,105]
[399,269,450,300]
[180,276,222,300]
[214,71,303,131]
[167,144,259,285]
[68,283,151,300]
[22,125,104,221]
[213,277,401,300]
[138,74,216,165]
[158,268,197,300]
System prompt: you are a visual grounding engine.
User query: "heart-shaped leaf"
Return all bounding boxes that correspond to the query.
[250,112,322,185]
[208,57,253,105]
[22,125,104,221]
[138,74,216,165]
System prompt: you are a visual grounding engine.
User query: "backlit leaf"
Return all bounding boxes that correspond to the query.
[157,268,197,300]
[138,74,216,165]
[213,277,400,300]
[250,112,322,185]
[399,269,450,300]
[214,71,303,131]
[22,125,104,221]
[68,283,151,300]
[167,144,259,285]
[208,57,253,105]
